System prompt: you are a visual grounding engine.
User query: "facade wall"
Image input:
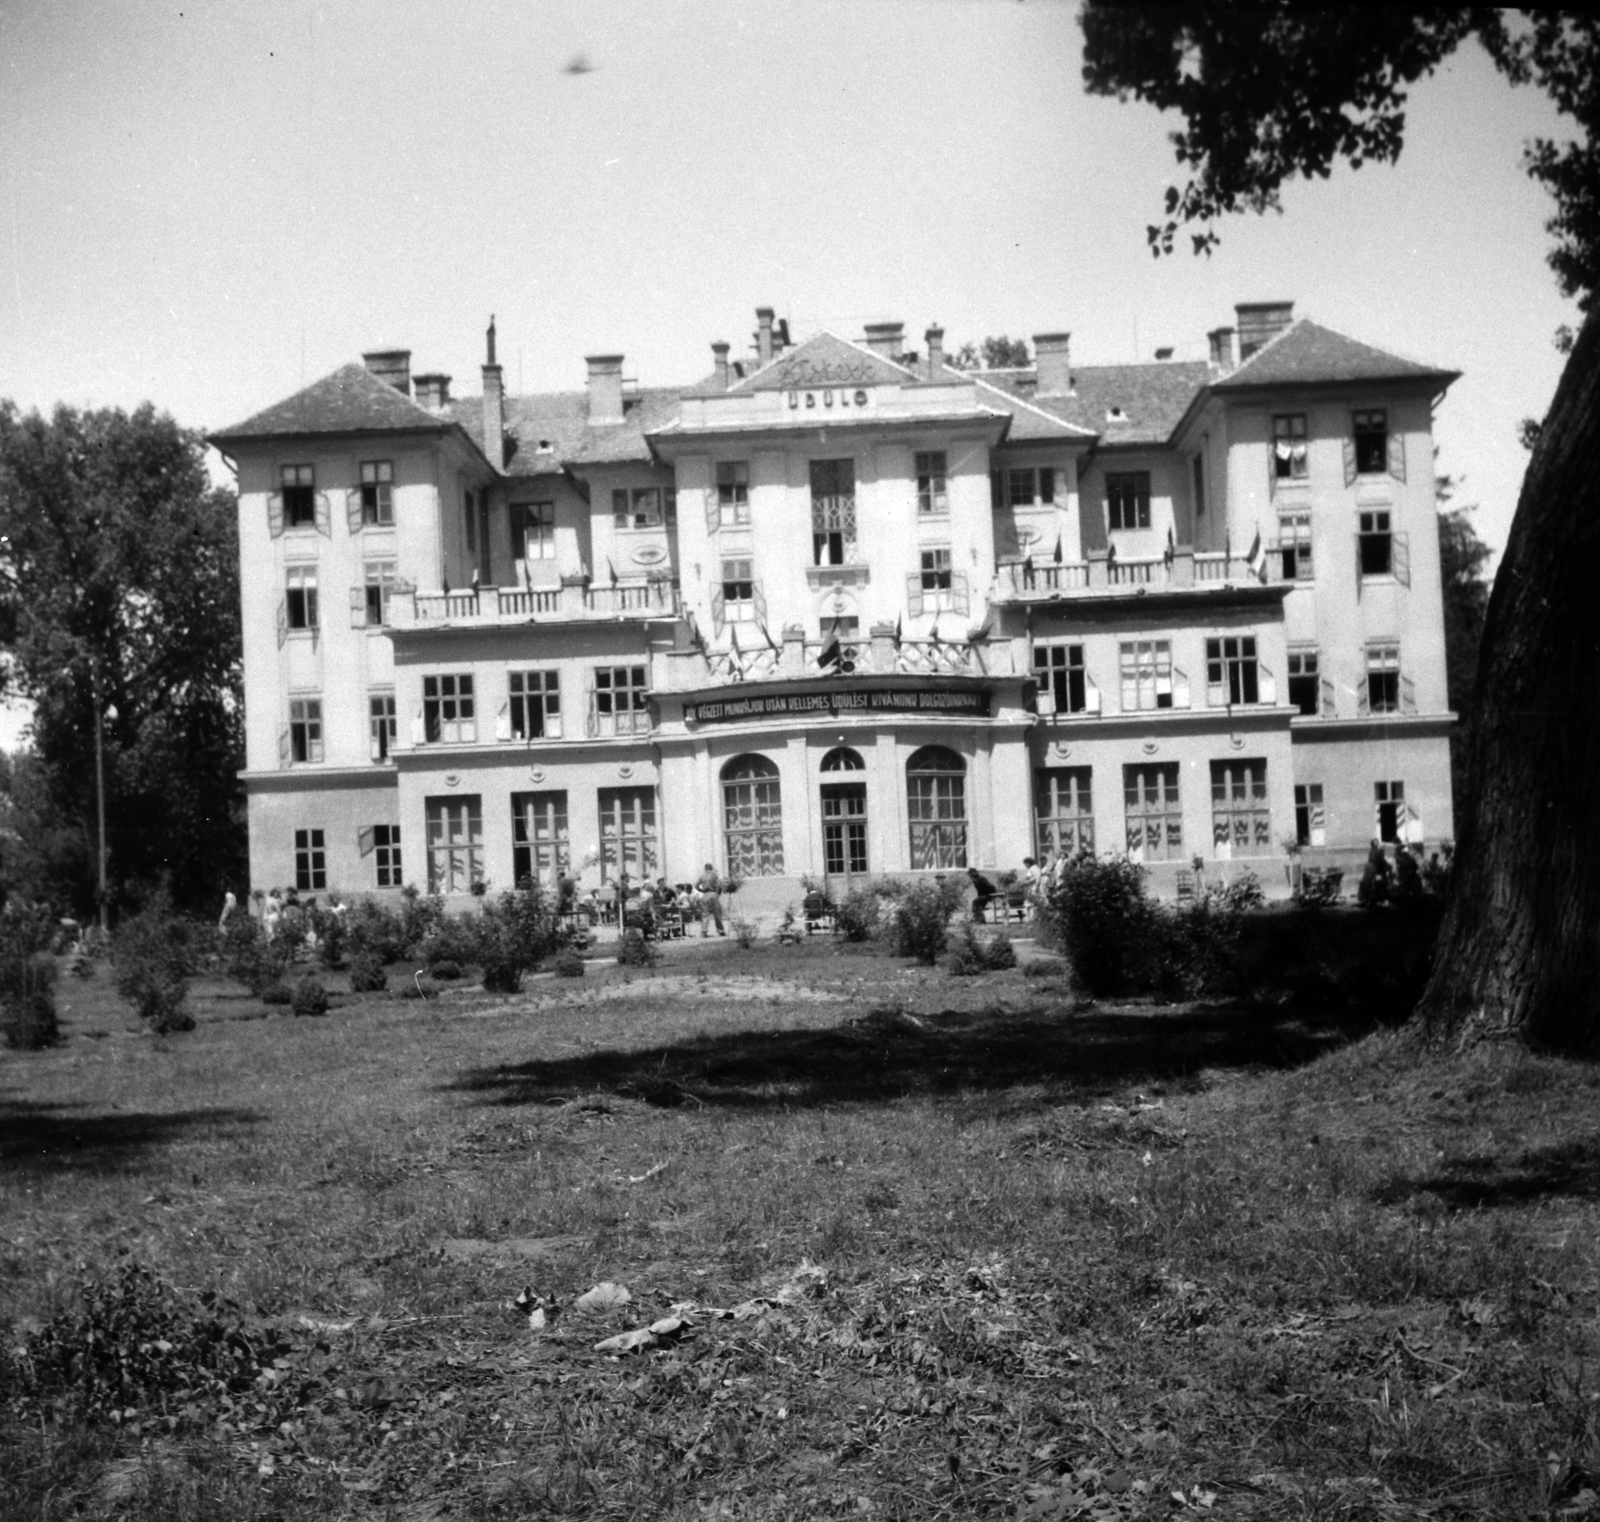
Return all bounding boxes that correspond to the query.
[247,773,400,899]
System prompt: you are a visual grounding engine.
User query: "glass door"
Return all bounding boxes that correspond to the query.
[821,782,868,893]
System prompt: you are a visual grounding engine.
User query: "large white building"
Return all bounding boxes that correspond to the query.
[211,302,1457,915]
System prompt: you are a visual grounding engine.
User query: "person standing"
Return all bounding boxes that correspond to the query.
[696,863,726,937]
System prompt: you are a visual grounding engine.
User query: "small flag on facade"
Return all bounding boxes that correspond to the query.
[1246,528,1266,580]
[1052,533,1063,564]
[817,625,842,669]
[1164,526,1175,565]
[893,613,902,651]
[607,557,619,587]
[760,620,779,654]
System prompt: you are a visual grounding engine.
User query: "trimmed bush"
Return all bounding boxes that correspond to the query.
[947,925,1019,977]
[552,945,587,978]
[290,974,329,1017]
[219,912,288,995]
[481,957,522,994]
[261,983,293,1006]
[832,889,882,942]
[348,952,387,993]
[1,952,59,1050]
[312,903,347,968]
[888,878,965,965]
[429,959,464,981]
[345,899,407,964]
[400,973,442,1000]
[617,930,658,968]
[113,891,194,1033]
[399,885,446,956]
[732,918,758,949]
[1036,855,1154,998]
[422,913,480,971]
[475,883,561,988]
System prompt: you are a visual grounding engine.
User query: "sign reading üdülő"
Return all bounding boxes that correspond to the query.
[683,687,990,726]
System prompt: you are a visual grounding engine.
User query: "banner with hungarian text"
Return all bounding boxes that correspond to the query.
[683,686,990,726]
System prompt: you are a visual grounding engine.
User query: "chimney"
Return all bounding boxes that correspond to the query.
[1154,347,1174,362]
[711,341,730,391]
[1033,332,1072,395]
[413,372,451,411]
[481,318,504,467]
[1207,326,1237,369]
[363,349,412,396]
[925,325,945,378]
[585,354,625,425]
[1235,301,1295,360]
[863,321,904,360]
[755,307,775,367]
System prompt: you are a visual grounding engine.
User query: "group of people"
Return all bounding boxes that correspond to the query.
[567,864,729,939]
[1358,839,1451,907]
[963,853,1069,922]
[244,886,345,947]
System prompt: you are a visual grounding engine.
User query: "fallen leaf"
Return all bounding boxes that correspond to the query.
[575,1281,632,1313]
[595,1326,658,1354]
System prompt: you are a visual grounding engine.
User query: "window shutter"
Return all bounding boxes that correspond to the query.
[277,724,290,766]
[1268,444,1277,500]
[585,681,599,739]
[752,581,768,626]
[1387,431,1406,483]
[1357,681,1371,717]
[1403,801,1424,844]
[1258,664,1276,706]
[1392,532,1411,587]
[349,586,366,627]
[546,709,563,740]
[709,588,726,635]
[410,703,424,745]
[990,471,1003,511]
[315,491,332,537]
[358,826,375,857]
[906,572,924,618]
[1040,469,1056,505]
[1342,435,1357,487]
[1354,534,1363,597]
[1035,685,1056,717]
[951,571,970,616]
[346,488,363,535]
[369,727,383,762]
[1172,668,1191,709]
[267,492,285,537]
[1085,676,1102,715]
[276,598,288,648]
[496,701,511,742]
[378,483,393,523]
[1320,676,1337,717]
[1401,673,1417,714]
[705,488,721,536]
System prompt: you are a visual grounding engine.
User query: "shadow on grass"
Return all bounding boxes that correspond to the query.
[1375,1133,1600,1209]
[0,1096,263,1174]
[448,999,1384,1112]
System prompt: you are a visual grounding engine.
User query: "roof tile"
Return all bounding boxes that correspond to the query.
[1214,319,1458,390]
[211,362,453,442]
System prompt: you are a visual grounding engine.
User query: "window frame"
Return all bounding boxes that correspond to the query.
[422,673,476,744]
[721,557,756,622]
[1105,471,1152,532]
[722,754,785,878]
[513,501,556,561]
[1286,649,1320,717]
[915,451,948,516]
[1118,639,1173,712]
[511,790,570,888]
[1277,511,1314,581]
[359,460,394,526]
[1272,414,1309,482]
[597,785,658,882]
[1032,641,1087,714]
[363,560,396,626]
[372,823,402,887]
[1294,783,1326,848]
[1205,635,1260,707]
[1123,762,1183,862]
[809,458,857,567]
[1366,644,1401,714]
[919,547,952,592]
[293,827,326,891]
[1358,510,1394,577]
[285,565,319,631]
[368,692,396,761]
[1035,766,1094,859]
[289,697,323,764]
[612,487,663,530]
[425,794,484,895]
[281,464,316,529]
[1353,409,1389,476]
[1210,758,1271,857]
[593,665,651,736]
[509,668,561,740]
[1375,779,1405,844]
[716,461,751,527]
[905,745,968,870]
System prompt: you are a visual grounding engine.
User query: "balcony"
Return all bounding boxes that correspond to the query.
[995,550,1262,602]
[390,579,681,631]
[670,632,1015,691]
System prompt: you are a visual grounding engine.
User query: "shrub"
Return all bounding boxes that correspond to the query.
[400,972,442,1000]
[552,945,587,978]
[983,930,1018,970]
[1,952,59,1050]
[312,901,347,968]
[617,930,658,968]
[732,917,758,949]
[429,959,464,981]
[423,913,481,971]
[947,924,1019,976]
[480,957,522,994]
[348,952,388,993]
[833,888,882,942]
[261,982,292,1006]
[889,879,962,965]
[399,885,446,955]
[345,898,407,964]
[113,891,194,1032]
[218,912,288,995]
[476,883,560,987]
[290,974,329,1017]
[1037,855,1154,998]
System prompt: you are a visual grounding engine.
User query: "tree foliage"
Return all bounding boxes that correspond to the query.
[0,403,244,916]
[1435,480,1493,814]
[950,336,1032,371]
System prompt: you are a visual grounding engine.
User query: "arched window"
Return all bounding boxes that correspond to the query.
[906,745,967,869]
[722,754,785,877]
[820,746,865,772]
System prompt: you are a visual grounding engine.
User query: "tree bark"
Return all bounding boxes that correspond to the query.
[1414,311,1600,1051]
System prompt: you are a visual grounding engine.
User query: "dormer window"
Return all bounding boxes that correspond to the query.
[1106,406,1129,423]
[612,488,662,529]
[1105,471,1151,531]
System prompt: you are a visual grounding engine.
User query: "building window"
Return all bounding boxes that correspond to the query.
[281,464,315,528]
[1206,636,1260,706]
[1294,784,1326,848]
[717,462,750,527]
[1035,767,1094,859]
[1273,414,1308,481]
[293,828,326,891]
[1211,759,1271,856]
[722,754,785,877]
[1119,639,1173,712]
[1106,471,1151,531]
[1005,467,1055,510]
[359,460,394,525]
[423,673,476,744]
[906,744,967,869]
[1124,762,1183,862]
[593,666,650,737]
[425,795,483,895]
[511,791,569,888]
[810,459,857,565]
[1287,650,1320,716]
[919,547,952,591]
[612,487,662,529]
[1277,512,1313,580]
[1359,510,1393,576]
[916,452,948,515]
[285,566,319,630]
[289,698,323,763]
[721,559,756,622]
[1033,642,1086,714]
[1366,644,1401,713]
[1354,410,1388,475]
[372,824,402,887]
[1375,780,1405,843]
[363,561,396,626]
[510,669,561,740]
[369,693,396,761]
[513,502,555,560]
[598,786,658,882]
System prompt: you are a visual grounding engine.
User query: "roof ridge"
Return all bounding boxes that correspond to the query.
[971,375,1099,437]
[1228,316,1305,378]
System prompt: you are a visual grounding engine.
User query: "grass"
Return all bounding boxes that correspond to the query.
[2,932,1598,1520]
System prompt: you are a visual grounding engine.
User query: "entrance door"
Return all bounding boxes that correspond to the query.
[821,782,868,893]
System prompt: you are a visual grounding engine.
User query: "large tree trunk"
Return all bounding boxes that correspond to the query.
[1414,312,1600,1051]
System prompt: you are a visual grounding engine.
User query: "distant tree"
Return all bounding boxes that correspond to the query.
[1435,478,1493,815]
[1082,9,1600,1051]
[0,403,245,918]
[950,336,1032,371]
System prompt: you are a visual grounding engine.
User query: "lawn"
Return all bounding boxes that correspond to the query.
[2,931,1598,1520]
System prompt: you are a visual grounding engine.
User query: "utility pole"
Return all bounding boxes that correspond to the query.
[92,666,109,934]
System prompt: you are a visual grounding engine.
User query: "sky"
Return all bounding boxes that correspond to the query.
[0,0,1582,749]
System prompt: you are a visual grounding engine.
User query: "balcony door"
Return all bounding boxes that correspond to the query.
[819,746,868,893]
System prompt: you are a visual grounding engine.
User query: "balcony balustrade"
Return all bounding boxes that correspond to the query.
[995,550,1260,601]
[393,580,681,630]
[671,633,1009,691]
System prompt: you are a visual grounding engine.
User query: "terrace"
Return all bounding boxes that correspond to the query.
[994,549,1263,602]
[389,579,681,631]
[665,629,1018,690]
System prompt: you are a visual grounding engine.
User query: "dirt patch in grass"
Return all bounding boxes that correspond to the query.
[3,937,1598,1520]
